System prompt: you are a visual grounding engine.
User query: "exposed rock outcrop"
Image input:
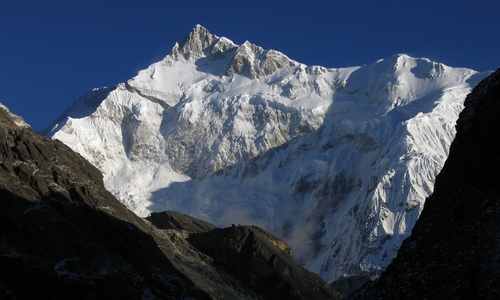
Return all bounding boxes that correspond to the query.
[170,24,237,61]
[188,225,339,300]
[148,210,217,234]
[169,24,290,79]
[147,212,342,300]
[225,42,291,79]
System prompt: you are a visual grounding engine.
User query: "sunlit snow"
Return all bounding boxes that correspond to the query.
[47,27,490,282]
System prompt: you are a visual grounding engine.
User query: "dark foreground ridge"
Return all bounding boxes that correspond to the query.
[351,69,500,299]
[0,105,207,299]
[0,105,341,299]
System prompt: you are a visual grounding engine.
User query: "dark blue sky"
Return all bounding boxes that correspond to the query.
[1,0,498,131]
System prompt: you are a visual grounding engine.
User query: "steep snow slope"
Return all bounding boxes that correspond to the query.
[46,25,490,282]
[350,69,500,300]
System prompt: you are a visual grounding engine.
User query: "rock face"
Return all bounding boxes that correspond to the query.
[350,69,500,299]
[147,212,342,300]
[188,226,338,300]
[46,25,490,282]
[0,102,341,299]
[148,210,217,234]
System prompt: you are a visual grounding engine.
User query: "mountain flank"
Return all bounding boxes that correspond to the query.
[350,69,500,299]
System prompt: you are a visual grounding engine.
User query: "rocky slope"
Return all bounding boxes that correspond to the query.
[350,69,500,299]
[0,104,205,299]
[45,25,490,282]
[148,211,340,300]
[0,103,341,299]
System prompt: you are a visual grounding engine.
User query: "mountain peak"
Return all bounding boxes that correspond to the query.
[170,24,238,61]
[168,25,290,79]
[170,25,217,60]
[46,25,490,286]
[189,24,212,39]
[225,40,291,79]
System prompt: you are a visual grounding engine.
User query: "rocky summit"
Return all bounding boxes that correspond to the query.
[0,103,342,299]
[350,69,500,299]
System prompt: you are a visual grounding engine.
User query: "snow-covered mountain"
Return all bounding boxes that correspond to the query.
[46,25,490,283]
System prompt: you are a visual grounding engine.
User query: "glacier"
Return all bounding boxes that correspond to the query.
[46,25,490,282]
